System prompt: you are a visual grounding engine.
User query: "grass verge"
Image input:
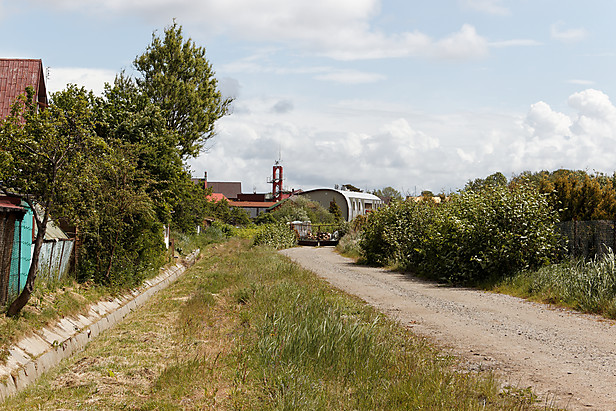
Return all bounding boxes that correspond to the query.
[493,250,616,318]
[6,239,541,409]
[0,228,224,364]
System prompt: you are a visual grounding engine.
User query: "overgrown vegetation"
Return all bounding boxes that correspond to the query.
[512,169,616,221]
[7,240,540,409]
[255,196,334,225]
[361,183,561,284]
[252,223,298,249]
[495,249,616,318]
[0,22,230,314]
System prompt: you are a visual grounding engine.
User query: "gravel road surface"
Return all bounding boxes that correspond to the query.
[280,246,616,410]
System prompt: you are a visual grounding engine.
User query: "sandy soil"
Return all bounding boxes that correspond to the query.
[280,246,616,411]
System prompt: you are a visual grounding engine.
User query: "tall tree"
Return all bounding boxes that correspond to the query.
[0,86,102,316]
[465,172,507,192]
[134,21,232,158]
[373,186,403,204]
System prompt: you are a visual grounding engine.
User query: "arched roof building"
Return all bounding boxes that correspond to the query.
[299,188,383,222]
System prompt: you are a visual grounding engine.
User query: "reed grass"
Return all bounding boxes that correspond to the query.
[495,249,616,318]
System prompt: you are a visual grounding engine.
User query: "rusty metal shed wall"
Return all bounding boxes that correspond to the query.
[0,58,48,120]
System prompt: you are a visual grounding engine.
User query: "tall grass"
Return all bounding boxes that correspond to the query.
[335,229,362,259]
[7,239,542,409]
[223,243,538,409]
[496,249,616,317]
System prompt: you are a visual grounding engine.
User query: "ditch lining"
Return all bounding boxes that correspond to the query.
[0,249,200,399]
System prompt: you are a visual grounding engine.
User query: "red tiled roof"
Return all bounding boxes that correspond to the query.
[206,192,228,202]
[0,59,48,120]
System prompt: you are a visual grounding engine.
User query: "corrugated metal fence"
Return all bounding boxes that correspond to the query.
[37,240,74,282]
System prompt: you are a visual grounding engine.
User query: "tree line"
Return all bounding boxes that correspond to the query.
[468,170,616,221]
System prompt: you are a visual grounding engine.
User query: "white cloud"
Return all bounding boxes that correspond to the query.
[489,39,543,48]
[525,101,572,138]
[314,69,386,84]
[46,67,117,95]
[568,89,616,138]
[551,22,588,43]
[434,24,488,60]
[460,0,509,15]
[189,88,616,195]
[30,0,490,61]
[512,89,616,172]
[567,79,595,86]
[223,57,385,84]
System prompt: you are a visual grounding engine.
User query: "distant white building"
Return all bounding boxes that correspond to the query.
[299,188,384,222]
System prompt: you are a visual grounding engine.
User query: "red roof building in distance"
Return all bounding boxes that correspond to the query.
[0,58,48,120]
[206,192,228,203]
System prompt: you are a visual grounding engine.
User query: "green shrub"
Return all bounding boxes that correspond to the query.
[258,196,334,224]
[252,223,298,249]
[360,200,434,268]
[361,184,561,284]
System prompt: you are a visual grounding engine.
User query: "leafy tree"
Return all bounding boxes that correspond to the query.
[74,141,164,287]
[512,170,616,221]
[420,190,434,200]
[329,200,342,222]
[202,198,251,227]
[373,186,403,204]
[0,86,103,315]
[465,172,507,192]
[258,197,334,224]
[134,21,232,158]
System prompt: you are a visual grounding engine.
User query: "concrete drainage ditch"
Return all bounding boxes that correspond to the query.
[0,248,200,400]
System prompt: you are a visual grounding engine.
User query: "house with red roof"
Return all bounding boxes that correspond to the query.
[0,58,74,302]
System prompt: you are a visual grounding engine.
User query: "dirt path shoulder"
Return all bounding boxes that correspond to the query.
[280,246,616,411]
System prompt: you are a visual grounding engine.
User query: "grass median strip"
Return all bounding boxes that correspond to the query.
[5,239,540,409]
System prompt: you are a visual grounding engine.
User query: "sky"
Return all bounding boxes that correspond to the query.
[2,0,616,195]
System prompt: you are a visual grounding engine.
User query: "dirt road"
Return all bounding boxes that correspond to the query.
[280,246,616,411]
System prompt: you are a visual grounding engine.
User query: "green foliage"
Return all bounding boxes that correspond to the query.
[75,147,164,287]
[134,21,231,158]
[361,200,434,268]
[252,223,297,249]
[0,22,231,311]
[258,196,334,224]
[171,227,229,255]
[372,186,403,203]
[328,199,342,222]
[497,250,616,318]
[0,85,106,314]
[0,85,102,219]
[335,229,363,259]
[465,171,507,192]
[253,212,276,225]
[512,169,616,221]
[361,183,561,284]
[203,198,252,227]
